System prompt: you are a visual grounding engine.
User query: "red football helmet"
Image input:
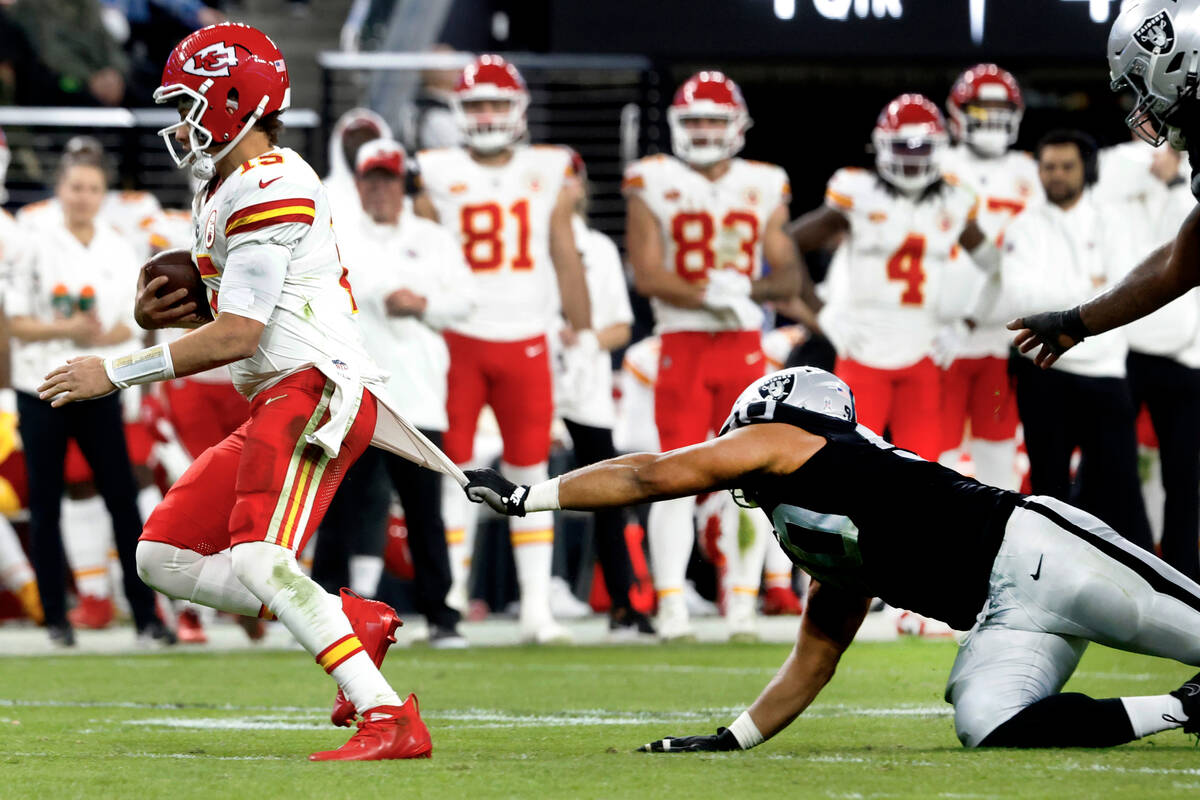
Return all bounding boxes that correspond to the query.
[450,55,529,154]
[947,64,1024,157]
[872,94,948,194]
[668,71,751,167]
[153,23,291,177]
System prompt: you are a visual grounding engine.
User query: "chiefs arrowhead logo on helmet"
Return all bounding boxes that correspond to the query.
[183,42,239,78]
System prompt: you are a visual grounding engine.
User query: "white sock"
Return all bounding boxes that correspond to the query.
[502,462,556,629]
[137,485,162,524]
[349,555,383,598]
[442,469,477,614]
[1121,695,1187,738]
[135,540,264,616]
[62,496,113,598]
[648,495,696,598]
[230,541,401,711]
[0,514,34,591]
[722,503,768,604]
[763,535,793,591]
[970,438,1019,491]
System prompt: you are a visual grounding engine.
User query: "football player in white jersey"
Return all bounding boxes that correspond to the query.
[790,94,999,461]
[36,23,442,762]
[413,55,593,644]
[937,65,1043,490]
[623,70,801,640]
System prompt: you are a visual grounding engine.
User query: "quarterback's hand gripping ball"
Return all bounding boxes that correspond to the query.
[638,728,740,753]
[464,469,529,516]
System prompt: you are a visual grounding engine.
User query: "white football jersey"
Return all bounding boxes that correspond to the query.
[19,190,163,262]
[416,144,572,341]
[820,168,978,369]
[939,145,1042,358]
[190,146,380,400]
[623,155,790,334]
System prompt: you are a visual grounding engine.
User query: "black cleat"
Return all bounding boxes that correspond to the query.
[137,619,178,647]
[47,623,76,648]
[609,607,656,641]
[1168,671,1200,734]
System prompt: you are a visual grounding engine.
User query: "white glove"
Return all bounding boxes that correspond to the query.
[702,270,753,311]
[558,329,602,411]
[931,319,971,369]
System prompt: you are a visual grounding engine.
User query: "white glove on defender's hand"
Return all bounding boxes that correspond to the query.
[931,319,971,370]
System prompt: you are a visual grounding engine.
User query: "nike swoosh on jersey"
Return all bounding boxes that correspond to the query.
[264,394,287,406]
[259,176,282,189]
[525,344,545,358]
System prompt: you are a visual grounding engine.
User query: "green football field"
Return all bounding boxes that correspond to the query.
[1,638,1198,799]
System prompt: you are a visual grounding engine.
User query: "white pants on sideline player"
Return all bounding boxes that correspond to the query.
[947,495,1200,747]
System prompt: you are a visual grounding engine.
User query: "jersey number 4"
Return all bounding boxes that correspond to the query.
[671,211,758,281]
[886,234,926,306]
[460,200,533,272]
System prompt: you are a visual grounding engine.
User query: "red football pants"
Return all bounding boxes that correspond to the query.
[655,330,765,450]
[835,356,941,460]
[140,368,377,557]
[442,331,553,466]
[161,377,250,459]
[939,355,1019,452]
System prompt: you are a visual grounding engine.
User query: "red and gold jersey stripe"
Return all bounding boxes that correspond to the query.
[195,254,218,278]
[315,633,364,673]
[224,198,316,237]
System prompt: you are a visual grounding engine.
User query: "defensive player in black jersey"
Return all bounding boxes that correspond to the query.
[465,367,1200,750]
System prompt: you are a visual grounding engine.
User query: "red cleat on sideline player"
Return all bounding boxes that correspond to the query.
[310,694,432,761]
[330,589,403,727]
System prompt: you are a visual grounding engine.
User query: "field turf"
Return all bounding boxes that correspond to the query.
[1,638,1198,799]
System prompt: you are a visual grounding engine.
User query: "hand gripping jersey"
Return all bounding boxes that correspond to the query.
[721,400,1020,630]
[822,167,978,369]
[190,146,381,401]
[416,144,572,341]
[939,145,1042,358]
[622,154,790,334]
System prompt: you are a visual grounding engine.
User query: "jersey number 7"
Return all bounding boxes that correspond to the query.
[460,200,532,272]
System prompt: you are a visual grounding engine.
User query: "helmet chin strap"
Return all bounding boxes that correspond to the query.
[190,95,270,181]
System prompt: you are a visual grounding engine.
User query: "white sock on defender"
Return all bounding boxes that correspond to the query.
[135,540,264,616]
[763,535,794,591]
[230,541,401,711]
[62,496,113,598]
[723,503,768,601]
[970,438,1019,491]
[442,470,477,614]
[349,555,383,598]
[648,496,696,597]
[503,462,556,629]
[1122,695,1186,737]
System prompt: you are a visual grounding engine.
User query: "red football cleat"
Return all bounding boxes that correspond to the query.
[330,588,403,727]
[762,586,803,616]
[68,594,114,630]
[176,609,207,644]
[310,695,432,762]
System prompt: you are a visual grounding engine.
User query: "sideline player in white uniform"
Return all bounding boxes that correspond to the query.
[937,64,1042,490]
[414,54,593,644]
[624,70,800,640]
[790,94,999,461]
[466,366,1200,752]
[37,23,446,761]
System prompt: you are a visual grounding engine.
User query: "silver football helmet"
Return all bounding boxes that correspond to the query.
[1109,0,1200,147]
[720,367,856,437]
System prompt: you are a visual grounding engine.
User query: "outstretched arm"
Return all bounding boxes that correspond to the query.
[464,422,827,515]
[639,580,871,752]
[1008,206,1199,368]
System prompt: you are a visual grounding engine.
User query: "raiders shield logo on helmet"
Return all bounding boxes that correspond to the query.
[758,372,795,402]
[1134,10,1175,54]
[183,42,239,78]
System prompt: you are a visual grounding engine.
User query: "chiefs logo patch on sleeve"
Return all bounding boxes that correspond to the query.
[183,42,239,78]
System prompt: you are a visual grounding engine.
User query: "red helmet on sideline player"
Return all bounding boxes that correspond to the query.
[668,71,752,167]
[153,22,291,178]
[946,63,1024,157]
[872,93,948,195]
[450,54,530,154]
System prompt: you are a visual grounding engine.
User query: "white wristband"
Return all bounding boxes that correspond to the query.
[524,477,561,512]
[103,343,176,389]
[728,711,764,750]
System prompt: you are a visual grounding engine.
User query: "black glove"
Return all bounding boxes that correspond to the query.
[464,468,529,517]
[637,727,740,753]
[1012,306,1090,356]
